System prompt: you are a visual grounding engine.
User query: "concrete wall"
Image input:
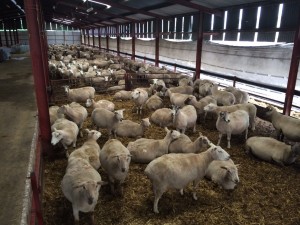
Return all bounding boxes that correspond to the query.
[47,31,81,45]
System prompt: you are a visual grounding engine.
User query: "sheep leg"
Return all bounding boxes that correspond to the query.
[271,157,285,167]
[192,179,201,200]
[72,206,80,225]
[217,133,223,146]
[227,133,231,149]
[179,189,184,196]
[244,128,248,140]
[153,185,166,214]
[90,212,95,225]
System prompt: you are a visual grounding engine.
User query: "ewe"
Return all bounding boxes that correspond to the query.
[145,145,230,213]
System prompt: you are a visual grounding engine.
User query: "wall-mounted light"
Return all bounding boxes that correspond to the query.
[88,0,111,9]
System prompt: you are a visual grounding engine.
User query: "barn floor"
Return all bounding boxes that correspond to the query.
[44,89,300,225]
[0,53,37,225]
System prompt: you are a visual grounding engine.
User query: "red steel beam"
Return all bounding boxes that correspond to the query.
[106,34,109,52]
[117,25,120,56]
[98,27,101,49]
[131,22,135,60]
[155,19,159,67]
[92,29,95,47]
[195,12,204,80]
[87,29,90,46]
[24,0,51,151]
[283,13,300,115]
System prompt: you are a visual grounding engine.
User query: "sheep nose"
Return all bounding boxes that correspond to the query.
[235,179,239,184]
[122,168,125,172]
[88,197,93,205]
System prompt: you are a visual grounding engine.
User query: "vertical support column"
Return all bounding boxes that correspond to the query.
[9,22,13,46]
[12,21,17,45]
[16,26,19,44]
[98,27,101,50]
[195,12,204,80]
[83,29,86,45]
[24,0,51,149]
[87,29,90,46]
[283,14,300,116]
[0,31,2,47]
[155,19,159,67]
[106,27,109,52]
[117,25,120,56]
[92,29,95,47]
[4,23,9,46]
[131,22,135,60]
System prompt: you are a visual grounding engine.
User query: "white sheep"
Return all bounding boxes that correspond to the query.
[211,84,235,106]
[100,139,131,195]
[216,110,250,148]
[49,105,64,125]
[168,132,211,153]
[91,108,124,137]
[63,85,95,103]
[86,98,115,112]
[205,158,239,190]
[172,105,197,134]
[204,102,257,131]
[61,157,106,224]
[224,86,249,104]
[245,136,300,166]
[113,90,132,101]
[168,91,192,107]
[68,129,102,169]
[57,102,88,137]
[113,118,151,138]
[265,105,300,142]
[165,86,193,96]
[131,88,149,114]
[144,145,230,213]
[149,108,173,128]
[145,92,164,111]
[127,127,181,163]
[51,118,79,150]
[184,95,217,121]
[178,77,193,86]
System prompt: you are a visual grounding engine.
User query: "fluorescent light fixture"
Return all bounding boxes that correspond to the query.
[83,0,87,2]
[87,7,93,12]
[88,0,111,9]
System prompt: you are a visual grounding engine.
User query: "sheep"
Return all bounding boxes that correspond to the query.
[205,159,239,190]
[149,108,173,128]
[178,77,193,86]
[224,86,249,104]
[91,108,124,137]
[211,84,235,106]
[61,157,106,225]
[145,93,164,111]
[193,79,214,98]
[49,105,64,125]
[172,105,197,134]
[245,136,300,166]
[127,127,181,163]
[51,118,79,151]
[131,88,149,114]
[68,129,102,169]
[165,86,193,96]
[184,95,217,121]
[100,139,131,195]
[113,118,151,138]
[167,91,192,107]
[152,78,166,92]
[107,85,125,91]
[168,132,211,153]
[144,145,230,213]
[86,98,115,112]
[204,102,257,131]
[141,84,156,96]
[57,102,88,137]
[216,110,250,148]
[265,105,300,142]
[63,85,95,103]
[113,90,132,101]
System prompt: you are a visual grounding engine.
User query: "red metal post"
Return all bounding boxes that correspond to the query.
[195,12,204,80]
[117,25,120,56]
[155,19,159,67]
[9,22,13,46]
[92,29,95,47]
[30,172,44,225]
[131,22,135,60]
[83,29,86,45]
[87,29,90,46]
[4,25,9,46]
[24,0,51,149]
[106,26,109,52]
[283,14,300,116]
[98,27,101,50]
[0,31,2,46]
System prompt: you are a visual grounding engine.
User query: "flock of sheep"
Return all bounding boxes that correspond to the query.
[48,44,300,224]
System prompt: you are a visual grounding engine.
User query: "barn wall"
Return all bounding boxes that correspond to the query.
[117,39,299,90]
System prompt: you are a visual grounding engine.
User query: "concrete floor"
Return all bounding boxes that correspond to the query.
[0,54,37,225]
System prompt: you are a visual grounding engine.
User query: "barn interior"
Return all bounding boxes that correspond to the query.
[0,0,300,225]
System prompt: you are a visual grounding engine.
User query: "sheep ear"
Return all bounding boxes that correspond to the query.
[199,132,203,136]
[164,127,169,132]
[85,129,90,133]
[235,164,241,168]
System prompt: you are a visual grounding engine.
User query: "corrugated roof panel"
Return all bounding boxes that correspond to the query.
[111,18,129,23]
[150,4,197,16]
[123,0,168,9]
[191,0,263,9]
